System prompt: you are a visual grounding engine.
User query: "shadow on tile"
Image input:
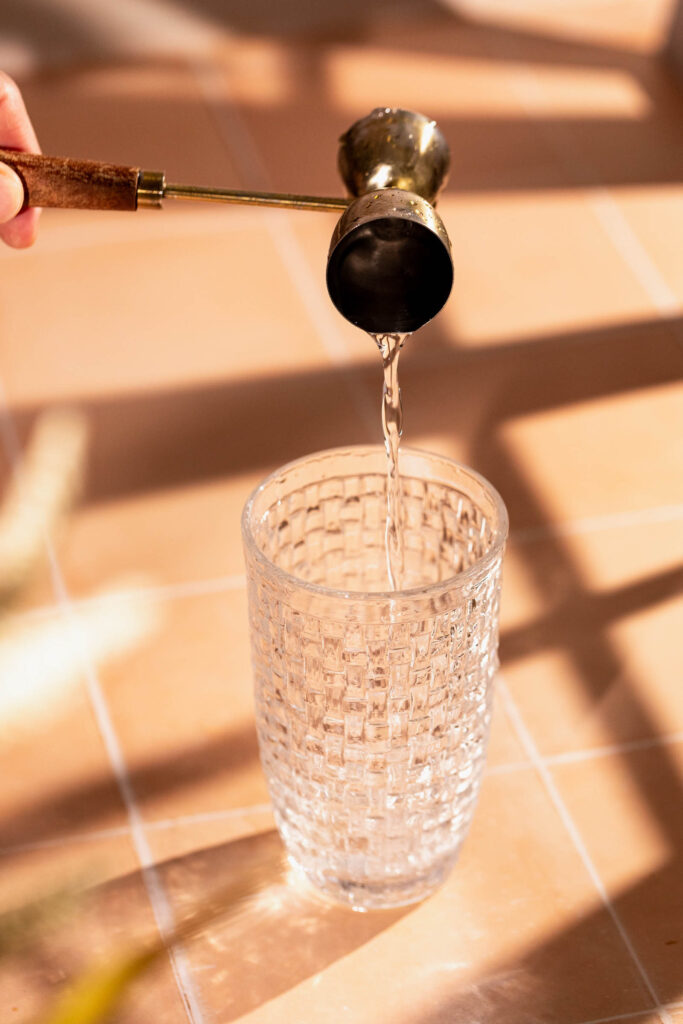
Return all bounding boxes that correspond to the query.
[0,723,260,853]
[225,21,683,197]
[6,311,681,853]
[219,4,683,195]
[10,312,681,512]
[6,1,683,198]
[0,835,195,1024]
[149,827,413,1021]
[501,562,683,670]
[410,864,680,1023]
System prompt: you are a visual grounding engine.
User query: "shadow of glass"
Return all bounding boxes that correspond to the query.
[150,827,413,1020]
[398,859,681,1024]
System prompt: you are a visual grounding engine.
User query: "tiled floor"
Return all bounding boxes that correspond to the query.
[0,1,682,1022]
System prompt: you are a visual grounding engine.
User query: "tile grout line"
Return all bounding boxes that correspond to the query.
[508,59,683,348]
[8,572,249,627]
[6,711,683,857]
[143,803,273,832]
[0,825,133,858]
[494,52,678,1023]
[572,1010,670,1024]
[69,572,247,607]
[3,207,268,258]
[0,382,207,1024]
[2,53,674,1024]
[588,188,680,317]
[9,496,682,627]
[0,804,275,859]
[5,715,683,859]
[541,731,683,767]
[510,504,683,544]
[498,677,673,1024]
[189,58,380,434]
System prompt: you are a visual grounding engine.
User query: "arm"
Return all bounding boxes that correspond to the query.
[0,71,40,248]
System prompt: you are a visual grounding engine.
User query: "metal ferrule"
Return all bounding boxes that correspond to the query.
[136,169,166,208]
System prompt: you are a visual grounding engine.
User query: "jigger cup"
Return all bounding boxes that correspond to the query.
[326,108,454,334]
[242,446,508,910]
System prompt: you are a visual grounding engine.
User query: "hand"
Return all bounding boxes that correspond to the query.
[0,71,40,248]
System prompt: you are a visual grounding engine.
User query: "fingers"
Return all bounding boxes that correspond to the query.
[0,70,41,248]
[0,207,40,248]
[0,71,40,151]
[0,161,23,221]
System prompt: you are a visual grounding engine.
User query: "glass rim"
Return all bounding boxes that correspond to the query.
[241,444,509,603]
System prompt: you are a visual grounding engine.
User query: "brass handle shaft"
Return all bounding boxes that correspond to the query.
[0,149,348,214]
[163,182,349,212]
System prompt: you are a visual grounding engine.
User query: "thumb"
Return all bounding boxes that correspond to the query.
[0,161,25,223]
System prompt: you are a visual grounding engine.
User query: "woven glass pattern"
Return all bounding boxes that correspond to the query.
[243,447,506,909]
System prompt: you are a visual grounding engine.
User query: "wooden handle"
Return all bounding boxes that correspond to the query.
[0,149,140,211]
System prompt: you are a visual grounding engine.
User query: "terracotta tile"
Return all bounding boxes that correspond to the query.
[0,833,191,1024]
[206,25,587,243]
[3,5,224,73]
[0,614,127,848]
[598,1017,680,1024]
[552,741,683,1005]
[292,188,680,366]
[146,770,655,1024]
[612,185,683,305]
[487,688,529,768]
[145,804,275,865]
[498,375,682,528]
[438,189,667,347]
[501,518,683,755]
[98,588,269,821]
[0,832,137,920]
[0,221,333,407]
[322,35,650,119]
[350,316,680,533]
[18,63,239,183]
[24,355,373,602]
[55,475,258,597]
[512,68,683,207]
[219,9,682,205]
[439,0,676,53]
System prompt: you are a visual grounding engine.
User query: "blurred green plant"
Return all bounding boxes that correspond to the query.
[0,408,86,609]
[31,838,284,1024]
[0,410,285,1022]
[0,408,191,1022]
[0,410,163,743]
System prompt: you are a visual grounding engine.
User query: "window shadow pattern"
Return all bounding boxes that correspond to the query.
[1,1,683,1021]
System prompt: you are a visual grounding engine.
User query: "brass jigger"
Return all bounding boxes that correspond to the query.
[0,107,452,332]
[327,107,453,334]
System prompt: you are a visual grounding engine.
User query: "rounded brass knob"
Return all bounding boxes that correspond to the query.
[338,107,450,204]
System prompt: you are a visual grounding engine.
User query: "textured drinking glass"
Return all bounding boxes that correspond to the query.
[242,446,508,910]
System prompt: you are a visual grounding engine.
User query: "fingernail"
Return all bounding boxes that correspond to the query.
[0,162,25,222]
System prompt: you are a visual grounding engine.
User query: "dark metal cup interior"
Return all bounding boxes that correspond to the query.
[326,188,453,334]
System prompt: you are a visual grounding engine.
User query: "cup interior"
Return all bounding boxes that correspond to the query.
[243,446,508,596]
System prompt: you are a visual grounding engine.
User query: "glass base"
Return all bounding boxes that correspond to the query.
[288,855,457,912]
